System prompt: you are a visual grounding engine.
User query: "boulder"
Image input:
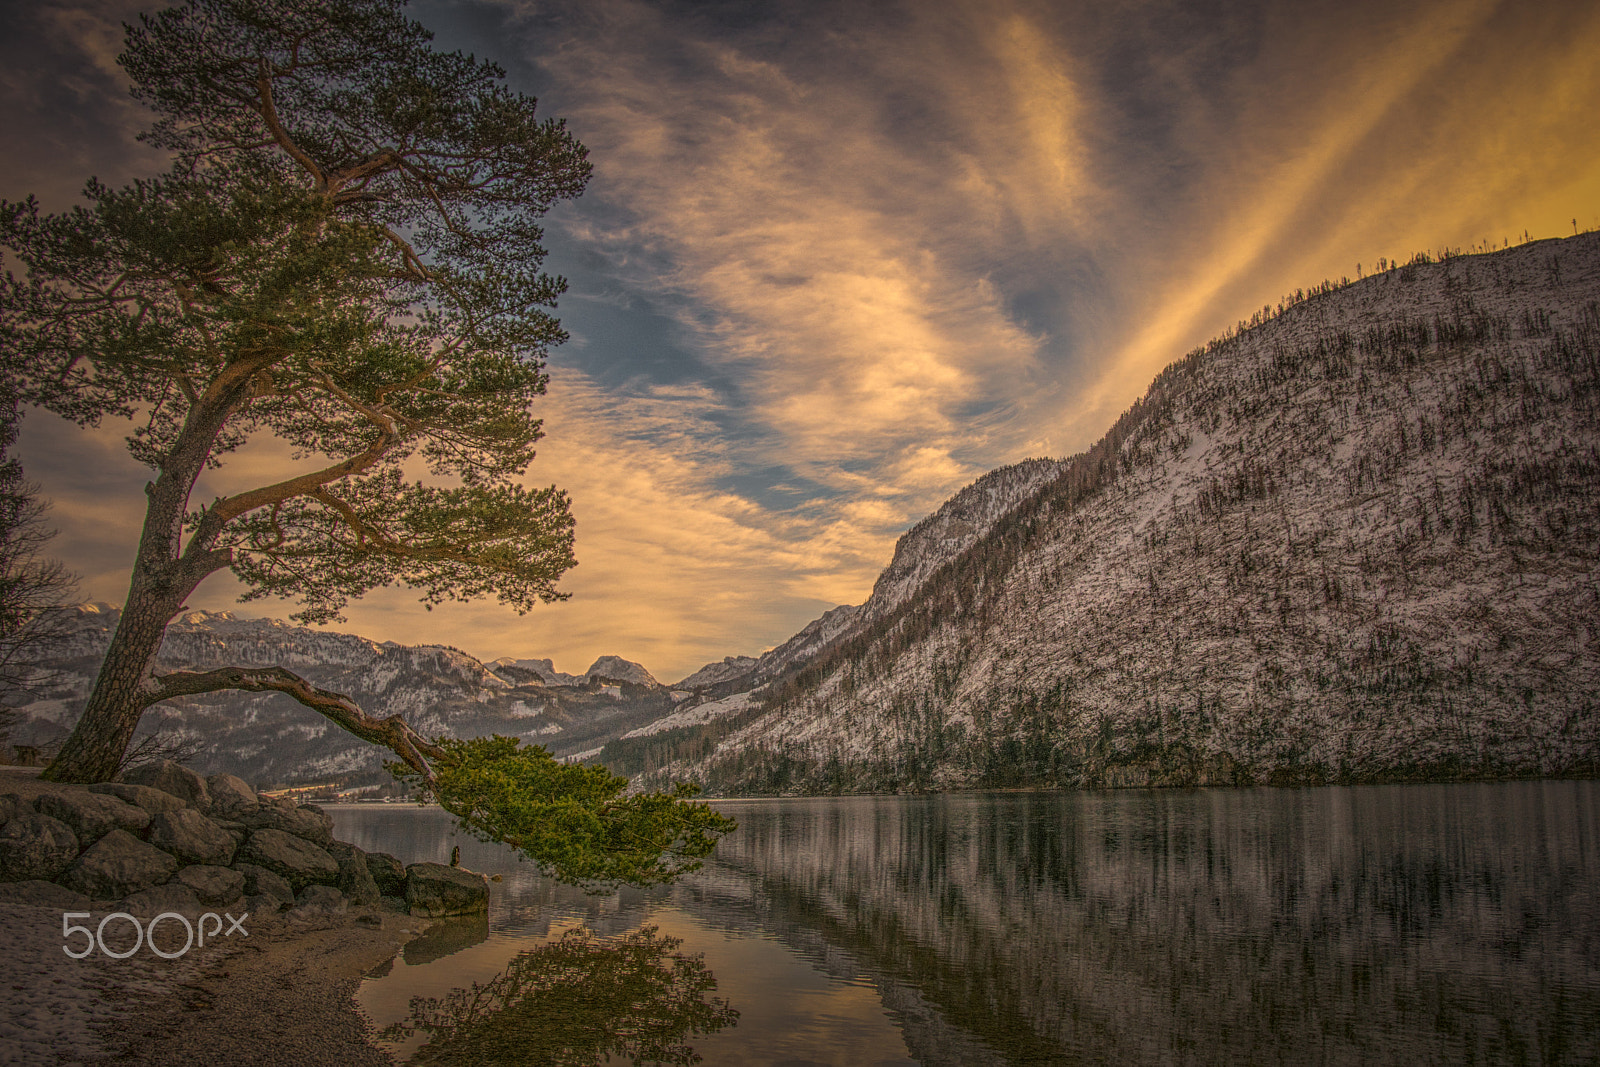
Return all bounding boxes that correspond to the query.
[288,883,348,922]
[366,852,407,896]
[205,774,258,818]
[37,791,150,843]
[0,879,92,910]
[88,782,188,816]
[0,793,29,825]
[326,841,380,906]
[233,862,295,905]
[238,804,334,846]
[175,864,245,907]
[404,862,489,918]
[146,809,236,867]
[120,882,204,920]
[60,828,177,899]
[247,894,288,915]
[0,812,81,883]
[212,818,248,847]
[237,828,338,891]
[121,760,210,811]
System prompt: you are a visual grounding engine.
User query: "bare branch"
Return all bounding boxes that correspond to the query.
[253,59,326,189]
[148,665,445,783]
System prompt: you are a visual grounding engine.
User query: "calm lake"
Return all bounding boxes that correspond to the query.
[339,781,1600,1065]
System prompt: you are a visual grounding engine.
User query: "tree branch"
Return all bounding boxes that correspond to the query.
[148,665,446,783]
[202,419,401,529]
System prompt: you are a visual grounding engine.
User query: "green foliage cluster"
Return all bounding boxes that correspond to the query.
[1,0,592,628]
[394,735,737,888]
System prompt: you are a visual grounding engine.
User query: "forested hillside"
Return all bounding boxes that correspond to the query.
[619,234,1600,794]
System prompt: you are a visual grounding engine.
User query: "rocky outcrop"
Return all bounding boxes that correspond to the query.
[239,804,333,847]
[0,814,81,882]
[235,862,294,906]
[122,761,211,811]
[175,864,245,907]
[404,862,489,918]
[60,830,177,899]
[205,774,258,818]
[365,852,407,897]
[146,809,236,867]
[88,782,187,816]
[2,765,497,920]
[36,792,150,843]
[236,829,338,891]
[326,841,380,906]
[289,884,348,922]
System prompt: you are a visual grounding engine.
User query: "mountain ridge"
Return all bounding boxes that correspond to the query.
[608,233,1600,794]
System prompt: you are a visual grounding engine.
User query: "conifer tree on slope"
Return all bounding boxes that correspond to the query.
[0,0,733,885]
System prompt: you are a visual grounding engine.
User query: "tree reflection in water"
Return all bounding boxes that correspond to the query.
[381,925,739,1066]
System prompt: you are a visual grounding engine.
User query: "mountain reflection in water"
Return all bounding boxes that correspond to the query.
[345,781,1600,1065]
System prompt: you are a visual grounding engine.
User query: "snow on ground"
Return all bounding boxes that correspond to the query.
[622,692,756,739]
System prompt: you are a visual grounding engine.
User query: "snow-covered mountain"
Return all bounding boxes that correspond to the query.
[612,233,1600,794]
[5,608,672,789]
[491,654,659,688]
[672,656,759,690]
[14,235,1599,797]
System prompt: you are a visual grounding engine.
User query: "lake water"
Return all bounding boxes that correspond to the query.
[340,781,1600,1065]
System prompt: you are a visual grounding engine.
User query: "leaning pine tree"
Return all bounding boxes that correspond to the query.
[0,0,734,885]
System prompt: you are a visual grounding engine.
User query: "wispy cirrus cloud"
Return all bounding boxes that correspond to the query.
[7,0,1600,680]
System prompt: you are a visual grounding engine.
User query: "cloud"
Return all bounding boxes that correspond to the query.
[8,0,1599,682]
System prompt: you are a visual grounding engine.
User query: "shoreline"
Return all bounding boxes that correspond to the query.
[0,887,434,1066]
[0,768,437,1066]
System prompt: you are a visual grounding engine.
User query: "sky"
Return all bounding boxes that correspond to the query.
[1,0,1597,683]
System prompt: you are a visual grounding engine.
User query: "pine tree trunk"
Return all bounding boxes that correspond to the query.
[42,377,248,783]
[43,586,185,782]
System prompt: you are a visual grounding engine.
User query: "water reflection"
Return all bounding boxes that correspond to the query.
[378,925,737,1066]
[339,781,1600,1065]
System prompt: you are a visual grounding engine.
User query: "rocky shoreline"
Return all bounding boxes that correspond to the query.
[0,764,484,1064]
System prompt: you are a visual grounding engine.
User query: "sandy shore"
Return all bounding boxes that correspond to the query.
[0,768,434,1066]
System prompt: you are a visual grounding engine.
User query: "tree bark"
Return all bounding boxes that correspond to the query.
[43,363,260,782]
[42,586,187,782]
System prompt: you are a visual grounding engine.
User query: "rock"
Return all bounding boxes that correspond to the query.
[145,809,236,867]
[121,760,211,811]
[205,774,258,818]
[247,893,288,915]
[0,879,92,910]
[119,882,204,920]
[0,793,30,824]
[288,883,348,922]
[175,864,245,907]
[60,828,177,899]
[404,862,489,918]
[37,791,150,844]
[233,862,295,905]
[366,852,407,896]
[326,841,380,906]
[88,782,188,816]
[238,805,333,846]
[213,818,248,847]
[237,828,338,891]
[0,812,81,883]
